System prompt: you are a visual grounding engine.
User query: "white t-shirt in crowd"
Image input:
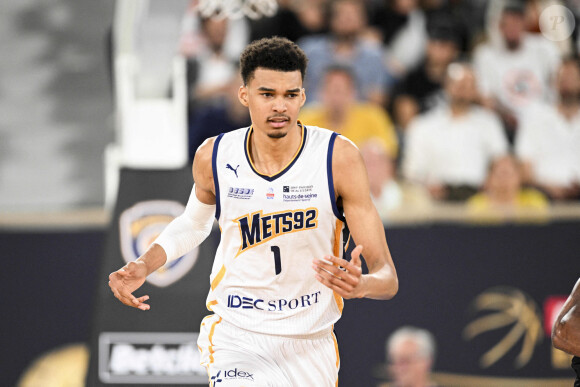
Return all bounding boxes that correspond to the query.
[473,34,561,115]
[403,105,508,187]
[515,102,580,186]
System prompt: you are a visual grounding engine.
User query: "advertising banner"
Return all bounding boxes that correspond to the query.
[86,167,215,386]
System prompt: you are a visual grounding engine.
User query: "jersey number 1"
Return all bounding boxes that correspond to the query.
[271,246,281,275]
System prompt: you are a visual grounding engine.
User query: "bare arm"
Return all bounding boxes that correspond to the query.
[108,138,216,310]
[552,278,580,356]
[313,136,398,300]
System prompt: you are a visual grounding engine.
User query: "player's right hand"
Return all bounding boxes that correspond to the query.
[108,261,150,311]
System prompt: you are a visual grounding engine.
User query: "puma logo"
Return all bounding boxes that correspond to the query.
[226,164,239,178]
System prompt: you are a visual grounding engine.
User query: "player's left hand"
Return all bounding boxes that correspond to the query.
[312,245,364,299]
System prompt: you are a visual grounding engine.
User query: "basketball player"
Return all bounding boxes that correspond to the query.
[108,37,398,386]
[552,277,580,386]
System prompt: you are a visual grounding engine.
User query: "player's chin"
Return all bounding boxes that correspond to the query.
[266,119,294,138]
[266,129,288,139]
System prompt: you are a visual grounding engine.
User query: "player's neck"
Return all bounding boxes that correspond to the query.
[249,123,303,176]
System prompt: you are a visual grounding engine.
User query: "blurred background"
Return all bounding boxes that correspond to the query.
[1,0,580,386]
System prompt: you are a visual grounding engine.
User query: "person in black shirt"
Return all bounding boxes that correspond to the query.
[390,21,459,131]
[552,277,580,386]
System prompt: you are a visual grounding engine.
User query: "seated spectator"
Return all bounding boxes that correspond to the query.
[421,0,485,54]
[188,72,250,161]
[298,0,391,105]
[382,326,439,387]
[467,155,548,221]
[180,1,249,61]
[249,0,328,43]
[390,20,459,131]
[360,141,431,220]
[403,63,509,201]
[367,0,428,78]
[181,12,249,107]
[515,59,580,201]
[473,1,561,142]
[299,64,398,158]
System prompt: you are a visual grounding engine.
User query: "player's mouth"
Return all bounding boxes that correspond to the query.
[267,116,290,128]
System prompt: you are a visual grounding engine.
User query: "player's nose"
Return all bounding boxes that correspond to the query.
[272,99,287,112]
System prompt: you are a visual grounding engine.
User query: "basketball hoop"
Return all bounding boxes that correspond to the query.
[197,0,278,20]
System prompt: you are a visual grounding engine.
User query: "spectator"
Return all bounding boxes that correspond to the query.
[421,0,486,54]
[515,59,580,201]
[298,0,391,105]
[367,0,428,78]
[359,141,431,220]
[188,72,250,161]
[180,1,249,62]
[485,0,573,57]
[467,155,548,221]
[473,1,561,142]
[299,64,398,158]
[403,63,509,201]
[185,16,240,106]
[383,326,439,387]
[249,0,328,42]
[390,20,459,131]
[360,141,401,217]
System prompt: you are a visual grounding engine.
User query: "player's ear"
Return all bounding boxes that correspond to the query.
[300,87,306,107]
[238,85,249,107]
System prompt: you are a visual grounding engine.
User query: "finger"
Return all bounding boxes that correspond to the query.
[312,258,346,278]
[112,287,134,307]
[116,268,130,277]
[314,255,349,270]
[351,245,363,266]
[314,272,353,298]
[314,266,357,291]
[135,296,151,311]
[116,287,139,306]
[313,256,361,278]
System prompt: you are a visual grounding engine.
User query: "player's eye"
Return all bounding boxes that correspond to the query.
[261,93,273,97]
[287,94,298,98]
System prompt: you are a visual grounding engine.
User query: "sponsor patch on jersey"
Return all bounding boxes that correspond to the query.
[227,187,254,199]
[283,184,314,193]
[226,291,322,312]
[211,368,255,384]
[119,200,200,287]
[282,185,318,202]
[266,187,275,199]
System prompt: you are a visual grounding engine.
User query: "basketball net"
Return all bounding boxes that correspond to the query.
[197,0,278,20]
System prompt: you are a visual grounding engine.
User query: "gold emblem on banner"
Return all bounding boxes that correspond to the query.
[463,286,543,368]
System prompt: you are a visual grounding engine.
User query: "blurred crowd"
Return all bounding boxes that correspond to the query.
[178,0,580,222]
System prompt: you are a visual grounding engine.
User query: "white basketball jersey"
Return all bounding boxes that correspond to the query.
[206,124,346,338]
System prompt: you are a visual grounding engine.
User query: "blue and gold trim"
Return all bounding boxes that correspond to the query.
[327,132,346,222]
[244,123,307,182]
[212,133,225,220]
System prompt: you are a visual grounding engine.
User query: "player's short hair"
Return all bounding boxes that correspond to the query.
[239,36,308,85]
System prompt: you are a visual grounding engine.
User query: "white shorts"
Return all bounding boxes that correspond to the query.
[198,314,340,386]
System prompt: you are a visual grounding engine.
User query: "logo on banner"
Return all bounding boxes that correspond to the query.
[98,332,207,384]
[119,200,200,287]
[463,286,542,369]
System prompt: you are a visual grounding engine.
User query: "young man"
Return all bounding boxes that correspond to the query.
[552,278,580,386]
[108,37,398,386]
